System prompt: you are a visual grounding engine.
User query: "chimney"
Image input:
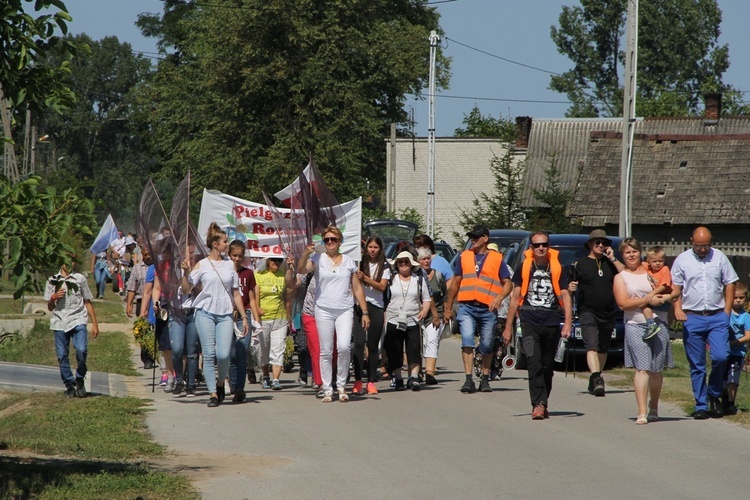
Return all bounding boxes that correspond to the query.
[703,93,722,122]
[515,116,532,148]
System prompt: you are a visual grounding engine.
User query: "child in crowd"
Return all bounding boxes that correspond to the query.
[725,282,750,415]
[641,246,672,341]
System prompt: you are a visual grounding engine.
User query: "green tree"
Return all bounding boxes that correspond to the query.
[454,146,525,242]
[550,0,736,117]
[0,175,96,298]
[454,106,516,142]
[0,0,79,118]
[528,154,579,233]
[34,34,153,224]
[136,0,449,203]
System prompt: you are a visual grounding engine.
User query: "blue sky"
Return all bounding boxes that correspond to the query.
[66,0,749,136]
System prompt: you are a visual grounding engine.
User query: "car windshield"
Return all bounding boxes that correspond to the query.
[553,245,622,275]
[366,222,418,244]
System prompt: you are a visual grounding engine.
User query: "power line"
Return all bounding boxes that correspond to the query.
[444,36,560,76]
[439,94,571,104]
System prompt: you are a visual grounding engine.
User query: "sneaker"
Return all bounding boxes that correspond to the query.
[351,380,363,395]
[262,377,271,389]
[460,378,477,394]
[544,407,550,419]
[366,382,378,394]
[409,378,421,392]
[207,396,219,408]
[478,376,492,393]
[337,387,349,402]
[726,404,739,416]
[172,380,185,396]
[390,377,396,388]
[425,373,438,385]
[65,386,76,398]
[593,376,605,397]
[271,379,282,390]
[394,379,406,391]
[532,405,545,420]
[185,386,197,397]
[159,373,169,386]
[75,378,87,398]
[642,322,659,341]
[163,378,175,393]
[322,390,334,403]
[587,373,597,394]
[217,385,225,404]
[233,388,246,403]
[647,409,659,422]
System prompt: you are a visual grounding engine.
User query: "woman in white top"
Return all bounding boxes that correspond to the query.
[613,237,673,425]
[188,223,248,407]
[298,225,370,403]
[383,250,432,391]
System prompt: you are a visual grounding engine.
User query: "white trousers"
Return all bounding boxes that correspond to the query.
[258,318,289,367]
[422,321,443,359]
[315,305,353,392]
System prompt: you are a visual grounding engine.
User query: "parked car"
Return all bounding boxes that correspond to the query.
[384,239,456,262]
[508,233,625,370]
[364,219,418,248]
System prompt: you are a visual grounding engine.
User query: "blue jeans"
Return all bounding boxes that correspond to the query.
[683,312,730,411]
[54,324,88,387]
[93,261,109,297]
[169,310,199,387]
[195,310,234,394]
[458,302,497,355]
[229,310,252,392]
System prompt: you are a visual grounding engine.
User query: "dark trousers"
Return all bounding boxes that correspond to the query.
[352,306,385,382]
[384,322,421,375]
[521,321,559,407]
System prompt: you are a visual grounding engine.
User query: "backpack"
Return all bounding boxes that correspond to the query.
[383,270,425,309]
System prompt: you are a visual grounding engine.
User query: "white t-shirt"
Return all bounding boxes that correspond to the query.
[189,258,238,315]
[312,253,357,311]
[385,273,432,326]
[363,262,391,309]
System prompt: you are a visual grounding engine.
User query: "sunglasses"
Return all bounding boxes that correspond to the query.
[530,242,549,248]
[323,237,339,244]
[592,240,608,247]
[396,260,412,266]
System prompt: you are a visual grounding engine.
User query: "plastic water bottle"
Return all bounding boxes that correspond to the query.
[554,337,568,363]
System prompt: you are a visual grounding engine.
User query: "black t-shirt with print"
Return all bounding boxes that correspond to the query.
[574,256,617,315]
[512,262,569,327]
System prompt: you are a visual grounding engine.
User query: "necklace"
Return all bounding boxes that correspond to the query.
[399,275,411,299]
[595,258,603,277]
[325,253,342,273]
[533,260,550,273]
[475,252,488,273]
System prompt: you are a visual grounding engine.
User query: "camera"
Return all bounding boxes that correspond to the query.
[396,321,407,331]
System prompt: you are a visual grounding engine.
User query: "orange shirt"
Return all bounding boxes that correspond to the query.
[642,262,672,293]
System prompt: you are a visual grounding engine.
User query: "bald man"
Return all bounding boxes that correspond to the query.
[670,227,738,419]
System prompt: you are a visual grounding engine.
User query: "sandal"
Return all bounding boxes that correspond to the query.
[647,409,659,422]
[321,391,333,403]
[337,388,349,403]
[635,414,648,425]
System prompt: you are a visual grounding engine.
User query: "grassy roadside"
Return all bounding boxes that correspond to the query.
[0,313,198,498]
[606,341,750,425]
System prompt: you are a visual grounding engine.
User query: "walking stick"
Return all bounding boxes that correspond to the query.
[151,322,158,392]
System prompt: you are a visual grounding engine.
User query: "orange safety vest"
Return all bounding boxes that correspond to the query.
[457,250,504,306]
[519,248,563,307]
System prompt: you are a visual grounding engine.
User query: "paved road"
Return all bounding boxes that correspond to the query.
[139,337,750,499]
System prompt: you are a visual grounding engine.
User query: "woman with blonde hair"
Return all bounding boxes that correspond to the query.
[187,222,248,407]
[298,225,370,403]
[612,237,673,424]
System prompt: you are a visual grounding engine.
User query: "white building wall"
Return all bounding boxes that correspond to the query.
[385,137,523,248]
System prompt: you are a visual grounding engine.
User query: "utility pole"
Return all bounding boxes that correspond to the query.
[426,30,439,238]
[619,0,638,237]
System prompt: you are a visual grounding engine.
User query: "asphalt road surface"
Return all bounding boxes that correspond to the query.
[138,337,750,499]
